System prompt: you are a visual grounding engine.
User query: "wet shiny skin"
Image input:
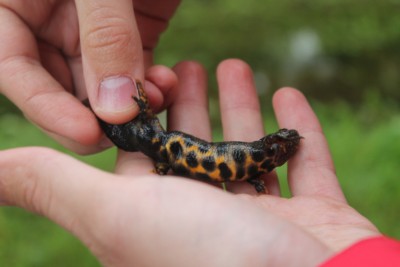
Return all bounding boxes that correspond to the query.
[98,81,302,193]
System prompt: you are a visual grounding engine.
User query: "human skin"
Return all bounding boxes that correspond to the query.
[0,0,180,153]
[0,59,380,266]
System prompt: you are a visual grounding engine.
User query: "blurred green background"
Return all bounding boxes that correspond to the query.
[1,0,400,265]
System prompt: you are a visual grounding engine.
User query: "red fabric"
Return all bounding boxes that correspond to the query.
[321,236,400,267]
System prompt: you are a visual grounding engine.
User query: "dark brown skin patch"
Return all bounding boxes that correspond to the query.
[97,80,302,193]
[169,141,183,158]
[261,159,275,172]
[250,149,265,162]
[185,151,199,168]
[218,162,232,181]
[232,149,246,164]
[160,148,168,160]
[173,164,190,176]
[195,172,212,181]
[202,156,217,172]
[151,139,162,151]
[235,166,246,180]
[247,164,259,177]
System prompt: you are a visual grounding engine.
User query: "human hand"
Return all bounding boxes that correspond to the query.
[0,0,180,154]
[0,59,380,266]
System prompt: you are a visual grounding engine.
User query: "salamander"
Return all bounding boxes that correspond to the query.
[97,80,302,193]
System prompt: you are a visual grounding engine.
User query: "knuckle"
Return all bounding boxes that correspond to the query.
[3,147,58,213]
[85,22,134,53]
[83,10,135,56]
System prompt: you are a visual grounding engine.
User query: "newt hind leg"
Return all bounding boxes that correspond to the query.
[247,176,267,194]
[154,162,170,175]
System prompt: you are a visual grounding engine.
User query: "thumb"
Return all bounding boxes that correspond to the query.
[76,0,144,124]
[0,147,118,246]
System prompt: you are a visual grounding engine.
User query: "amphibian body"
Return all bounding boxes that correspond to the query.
[98,81,302,193]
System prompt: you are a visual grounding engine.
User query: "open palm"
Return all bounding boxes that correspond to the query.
[0,60,379,266]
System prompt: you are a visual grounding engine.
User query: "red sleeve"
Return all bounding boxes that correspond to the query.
[321,236,400,267]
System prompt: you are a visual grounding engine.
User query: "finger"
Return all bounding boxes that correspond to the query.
[163,61,218,189]
[0,147,164,264]
[38,41,74,94]
[273,88,346,202]
[44,130,112,155]
[76,0,144,124]
[217,59,281,196]
[144,65,179,113]
[133,0,181,67]
[168,61,211,140]
[0,8,102,148]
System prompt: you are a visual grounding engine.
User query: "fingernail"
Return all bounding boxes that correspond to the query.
[98,76,136,112]
[98,135,114,149]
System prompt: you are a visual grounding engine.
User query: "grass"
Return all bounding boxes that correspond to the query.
[318,100,400,238]
[0,96,399,265]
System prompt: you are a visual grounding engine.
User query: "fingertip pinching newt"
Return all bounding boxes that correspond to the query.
[97,80,302,193]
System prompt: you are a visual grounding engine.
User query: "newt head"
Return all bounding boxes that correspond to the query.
[261,128,302,166]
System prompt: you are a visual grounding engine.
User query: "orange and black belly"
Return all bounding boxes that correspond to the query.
[161,132,277,183]
[97,81,302,193]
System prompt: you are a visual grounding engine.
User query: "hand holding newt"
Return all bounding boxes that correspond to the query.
[0,60,379,266]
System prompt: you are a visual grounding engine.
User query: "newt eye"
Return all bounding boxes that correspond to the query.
[267,143,280,156]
